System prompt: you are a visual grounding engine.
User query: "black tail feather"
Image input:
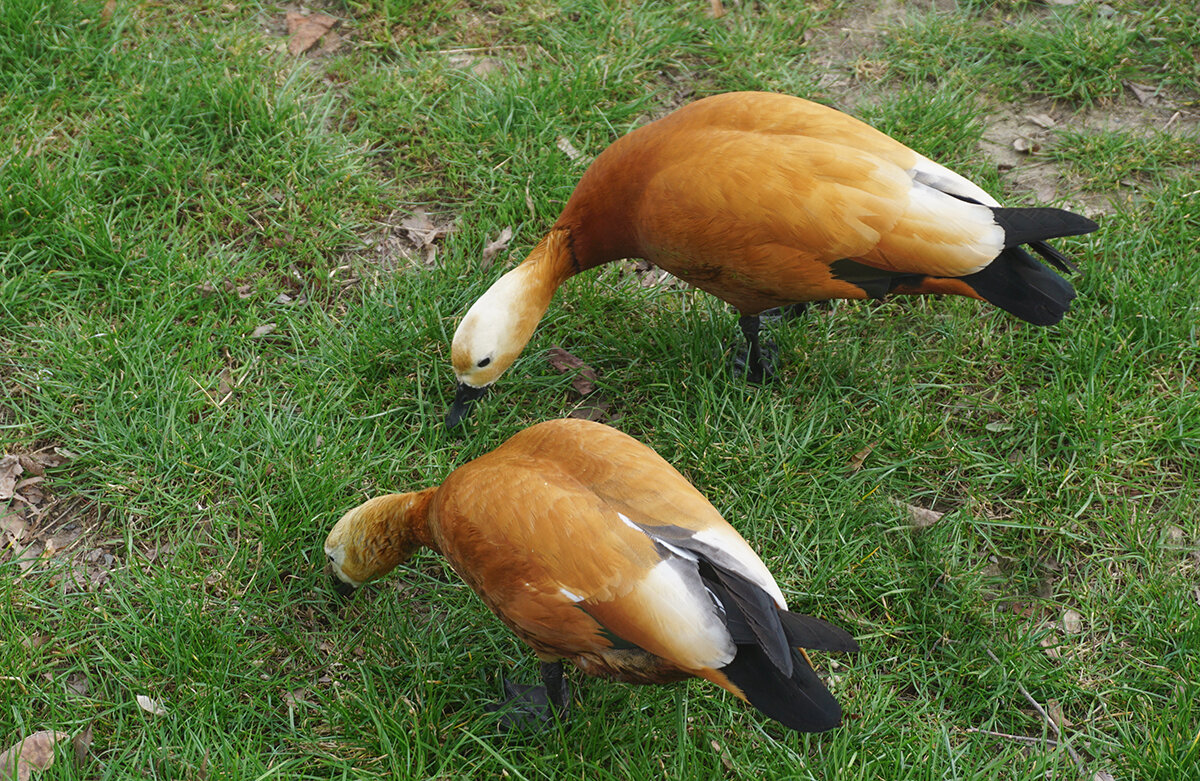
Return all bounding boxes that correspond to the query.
[701,563,793,676]
[959,246,1076,326]
[778,610,860,653]
[719,644,844,733]
[991,207,1097,250]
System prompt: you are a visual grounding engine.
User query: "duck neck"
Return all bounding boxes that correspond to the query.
[512,227,577,314]
[363,487,440,572]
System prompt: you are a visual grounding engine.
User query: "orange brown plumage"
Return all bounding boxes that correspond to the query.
[447,91,1097,425]
[324,418,857,733]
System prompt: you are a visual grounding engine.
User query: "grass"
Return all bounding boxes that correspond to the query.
[2,0,1198,778]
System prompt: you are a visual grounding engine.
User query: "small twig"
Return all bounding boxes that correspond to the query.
[965,727,1059,747]
[986,649,1085,768]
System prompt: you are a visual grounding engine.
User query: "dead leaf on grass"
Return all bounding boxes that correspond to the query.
[547,347,598,396]
[1093,772,1116,781]
[480,226,513,270]
[710,739,734,771]
[100,0,116,25]
[1062,608,1083,634]
[0,730,70,781]
[709,0,727,19]
[136,694,168,717]
[846,442,875,472]
[2,510,27,544]
[556,136,583,161]
[568,398,613,423]
[71,724,93,766]
[1124,80,1165,106]
[1011,136,1039,154]
[1025,113,1057,129]
[891,499,945,529]
[286,12,338,56]
[249,323,277,339]
[400,210,456,267]
[0,455,24,499]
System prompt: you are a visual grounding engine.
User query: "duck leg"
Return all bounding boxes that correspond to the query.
[485,661,570,731]
[732,315,775,383]
[730,304,809,383]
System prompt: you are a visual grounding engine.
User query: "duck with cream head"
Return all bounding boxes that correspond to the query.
[446,91,1098,427]
[324,418,858,733]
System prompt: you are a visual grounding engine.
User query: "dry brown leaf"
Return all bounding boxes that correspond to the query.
[1011,136,1039,154]
[1,510,27,543]
[136,694,167,716]
[249,323,277,339]
[710,739,734,770]
[568,397,612,423]
[846,442,875,472]
[1093,772,1116,781]
[481,226,514,269]
[0,730,70,780]
[100,0,116,25]
[555,136,583,161]
[1124,80,1160,106]
[71,724,93,767]
[1062,609,1083,634]
[0,455,24,500]
[709,0,727,18]
[286,12,337,56]
[1046,699,1066,730]
[1026,113,1056,129]
[547,347,598,396]
[891,499,945,529]
[216,367,235,400]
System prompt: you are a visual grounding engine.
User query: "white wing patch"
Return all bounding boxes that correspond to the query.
[909,154,1001,207]
[558,586,585,603]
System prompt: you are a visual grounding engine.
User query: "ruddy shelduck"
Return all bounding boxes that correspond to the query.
[325,418,858,733]
[446,91,1098,426]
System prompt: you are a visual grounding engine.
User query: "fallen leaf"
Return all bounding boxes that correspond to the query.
[481,226,514,269]
[985,421,1013,432]
[1039,634,1061,659]
[568,397,612,423]
[1046,698,1066,730]
[846,442,875,472]
[249,323,277,339]
[0,730,70,780]
[546,347,598,396]
[1062,609,1083,634]
[1093,772,1116,781]
[2,510,27,543]
[1011,136,1039,154]
[556,136,583,161]
[710,739,734,771]
[1164,525,1187,546]
[100,0,116,25]
[1026,113,1056,129]
[216,367,235,399]
[709,0,726,19]
[136,694,168,717]
[286,12,337,56]
[72,724,93,766]
[0,455,24,500]
[891,499,945,529]
[1124,80,1159,105]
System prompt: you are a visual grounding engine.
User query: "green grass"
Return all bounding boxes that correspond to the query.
[3,0,1198,778]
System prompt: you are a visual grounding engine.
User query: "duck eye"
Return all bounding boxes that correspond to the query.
[477,357,492,368]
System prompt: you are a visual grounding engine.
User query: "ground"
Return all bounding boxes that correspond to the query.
[1,0,1198,779]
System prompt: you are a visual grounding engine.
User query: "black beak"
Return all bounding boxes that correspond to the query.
[445,382,489,429]
[330,573,357,598]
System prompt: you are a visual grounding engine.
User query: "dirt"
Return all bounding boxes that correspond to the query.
[804,0,1199,217]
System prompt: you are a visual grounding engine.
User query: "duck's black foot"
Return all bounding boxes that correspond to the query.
[729,314,778,384]
[729,339,778,384]
[484,662,570,732]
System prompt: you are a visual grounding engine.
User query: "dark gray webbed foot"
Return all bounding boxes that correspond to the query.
[484,661,570,733]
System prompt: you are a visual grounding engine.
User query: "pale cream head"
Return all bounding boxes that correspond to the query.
[324,493,431,589]
[450,266,545,389]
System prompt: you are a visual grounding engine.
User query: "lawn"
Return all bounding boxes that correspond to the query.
[2,0,1198,778]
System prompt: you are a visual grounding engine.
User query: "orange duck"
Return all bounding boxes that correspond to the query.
[446,91,1097,426]
[324,418,858,732]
